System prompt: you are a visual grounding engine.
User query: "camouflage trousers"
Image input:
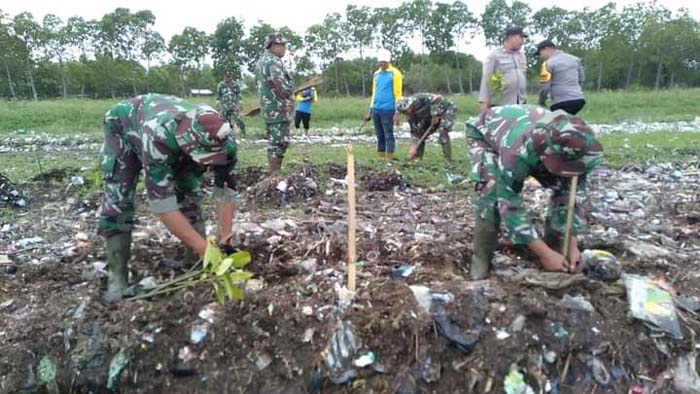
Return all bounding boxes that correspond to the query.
[97,123,205,238]
[265,121,291,159]
[468,136,585,245]
[222,107,246,134]
[410,114,453,160]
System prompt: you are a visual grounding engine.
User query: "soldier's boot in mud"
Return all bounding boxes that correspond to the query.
[441,140,453,166]
[183,219,207,266]
[470,217,499,280]
[103,233,132,302]
[268,153,282,173]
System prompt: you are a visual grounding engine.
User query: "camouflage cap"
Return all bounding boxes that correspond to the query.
[396,96,416,113]
[540,113,603,176]
[264,32,288,49]
[177,105,237,166]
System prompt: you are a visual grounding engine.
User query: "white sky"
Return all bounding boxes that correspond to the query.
[3,0,699,61]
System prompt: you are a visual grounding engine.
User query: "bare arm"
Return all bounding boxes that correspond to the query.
[218,201,235,243]
[157,210,207,256]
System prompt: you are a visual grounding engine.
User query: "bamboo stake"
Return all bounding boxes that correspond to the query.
[562,175,579,268]
[347,144,357,291]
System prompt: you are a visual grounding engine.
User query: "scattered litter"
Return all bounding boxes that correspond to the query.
[624,274,683,339]
[106,349,129,390]
[190,324,209,345]
[510,315,526,333]
[138,276,158,290]
[302,328,315,343]
[249,352,272,371]
[582,249,622,281]
[559,294,595,313]
[18,237,43,247]
[198,304,220,324]
[673,353,700,394]
[504,364,535,394]
[324,319,358,385]
[420,355,441,383]
[496,330,511,340]
[353,351,376,368]
[391,264,414,279]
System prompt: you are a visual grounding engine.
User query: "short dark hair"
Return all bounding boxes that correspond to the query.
[536,39,557,55]
[505,26,528,38]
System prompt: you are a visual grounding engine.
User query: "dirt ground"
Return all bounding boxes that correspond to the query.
[1,161,699,394]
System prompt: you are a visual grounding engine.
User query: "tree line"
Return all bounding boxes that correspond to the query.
[1,0,699,100]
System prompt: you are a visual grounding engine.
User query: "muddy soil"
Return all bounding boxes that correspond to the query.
[1,161,699,394]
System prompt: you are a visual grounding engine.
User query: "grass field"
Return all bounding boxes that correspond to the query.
[2,88,700,135]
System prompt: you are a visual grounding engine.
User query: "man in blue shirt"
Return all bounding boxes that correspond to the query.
[364,49,403,160]
[294,87,318,138]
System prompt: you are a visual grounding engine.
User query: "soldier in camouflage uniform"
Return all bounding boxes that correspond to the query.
[396,93,457,164]
[466,105,603,279]
[256,32,294,172]
[217,70,246,136]
[97,93,238,299]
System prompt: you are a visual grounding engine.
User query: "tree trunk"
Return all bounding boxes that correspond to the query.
[468,65,473,93]
[455,50,464,94]
[131,64,138,96]
[4,60,16,99]
[669,71,674,89]
[444,65,452,94]
[334,59,340,94]
[596,61,603,92]
[59,58,68,99]
[27,69,38,101]
[359,47,366,98]
[344,78,350,96]
[419,39,425,90]
[625,59,634,89]
[146,59,151,92]
[654,55,662,90]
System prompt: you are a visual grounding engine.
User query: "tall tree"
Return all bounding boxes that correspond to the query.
[0,10,20,98]
[345,5,375,97]
[374,7,409,59]
[64,16,97,96]
[481,0,531,47]
[403,0,433,89]
[211,17,245,77]
[305,13,349,94]
[169,27,209,96]
[447,1,477,93]
[142,31,164,91]
[100,8,155,95]
[42,14,70,98]
[13,12,43,100]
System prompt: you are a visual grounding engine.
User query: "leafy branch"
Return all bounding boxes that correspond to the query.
[131,237,253,304]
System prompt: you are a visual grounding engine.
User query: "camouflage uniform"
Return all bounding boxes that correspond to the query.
[397,93,456,163]
[97,94,238,296]
[98,93,238,237]
[256,33,294,160]
[216,77,246,135]
[466,105,603,279]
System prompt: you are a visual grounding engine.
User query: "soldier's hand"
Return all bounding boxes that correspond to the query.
[539,249,568,273]
[364,113,372,122]
[478,103,492,126]
[430,116,441,128]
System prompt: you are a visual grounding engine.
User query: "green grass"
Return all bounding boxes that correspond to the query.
[1,88,700,135]
[3,132,696,189]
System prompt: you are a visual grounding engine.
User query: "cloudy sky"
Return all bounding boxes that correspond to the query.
[3,0,698,61]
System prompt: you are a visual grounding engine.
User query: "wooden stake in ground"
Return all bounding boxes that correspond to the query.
[562,175,579,269]
[347,144,357,291]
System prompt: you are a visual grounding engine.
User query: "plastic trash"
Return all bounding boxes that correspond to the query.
[391,264,414,279]
[353,351,376,368]
[588,357,611,386]
[504,364,535,394]
[420,355,441,383]
[190,324,209,344]
[559,294,595,313]
[324,319,358,385]
[433,306,479,353]
[582,249,622,281]
[673,353,700,394]
[623,274,683,339]
[107,349,129,390]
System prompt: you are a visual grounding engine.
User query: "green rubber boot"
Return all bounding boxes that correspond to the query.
[470,217,499,280]
[105,233,132,295]
[441,140,453,166]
